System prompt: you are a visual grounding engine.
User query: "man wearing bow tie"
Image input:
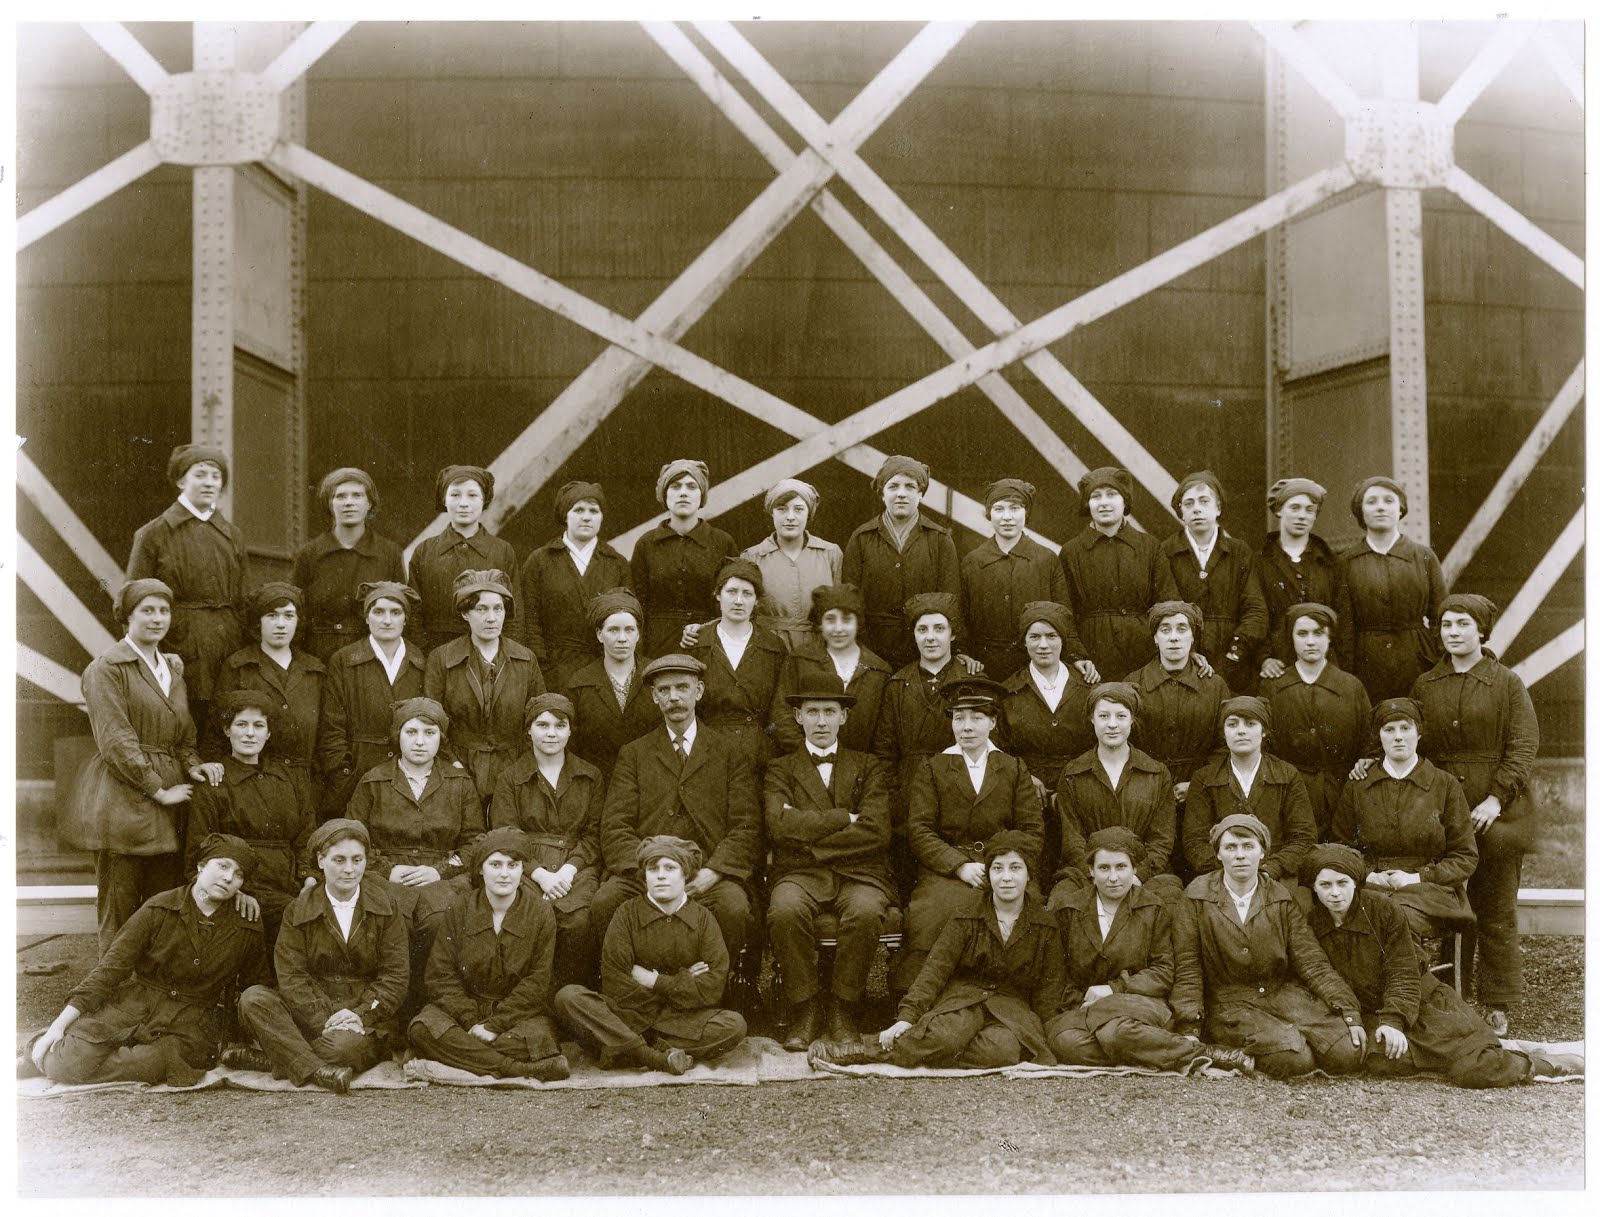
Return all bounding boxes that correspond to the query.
[764,681,896,1050]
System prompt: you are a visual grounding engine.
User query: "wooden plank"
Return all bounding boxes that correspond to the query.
[696,21,1178,511]
[259,20,356,92]
[80,21,168,93]
[16,537,116,657]
[1446,166,1585,289]
[16,141,162,252]
[1250,22,1362,119]
[1442,360,1584,583]
[15,450,125,592]
[17,645,86,707]
[1511,620,1584,689]
[1435,25,1533,125]
[1487,506,1584,659]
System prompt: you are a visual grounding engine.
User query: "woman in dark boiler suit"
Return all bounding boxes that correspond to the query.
[292,467,405,663]
[408,465,520,653]
[630,459,738,658]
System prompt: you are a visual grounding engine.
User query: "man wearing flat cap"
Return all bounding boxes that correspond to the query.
[592,654,761,970]
[1256,477,1343,681]
[764,680,896,1049]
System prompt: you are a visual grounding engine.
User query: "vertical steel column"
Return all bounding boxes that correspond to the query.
[192,22,237,513]
[283,25,310,539]
[1263,46,1294,490]
[1382,28,1430,543]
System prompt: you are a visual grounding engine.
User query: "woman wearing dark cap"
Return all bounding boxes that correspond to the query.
[316,580,427,817]
[424,568,546,804]
[291,467,405,663]
[961,479,1081,682]
[1171,814,1364,1078]
[1263,602,1372,835]
[770,583,892,756]
[229,819,408,1094]
[1334,475,1448,700]
[489,693,605,987]
[893,676,1044,993]
[564,589,659,776]
[211,582,326,783]
[1256,478,1343,681]
[842,454,961,670]
[1057,466,1178,684]
[1410,593,1539,1034]
[186,691,316,952]
[818,832,1063,1069]
[26,833,263,1086]
[1049,682,1182,908]
[515,480,632,691]
[741,478,842,652]
[1332,698,1477,946]
[61,579,224,952]
[408,464,520,652]
[407,827,571,1080]
[1160,470,1268,694]
[687,558,788,769]
[1126,600,1229,801]
[631,459,738,658]
[126,443,249,730]
[1182,696,1316,886]
[1302,843,1580,1084]
[1045,827,1253,1073]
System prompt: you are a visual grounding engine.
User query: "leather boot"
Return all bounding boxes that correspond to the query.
[826,998,861,1042]
[1200,1044,1256,1074]
[219,1045,275,1074]
[309,1064,355,1094]
[783,998,825,1052]
[807,1035,887,1068]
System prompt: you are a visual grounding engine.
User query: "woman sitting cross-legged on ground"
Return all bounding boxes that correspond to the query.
[554,836,747,1075]
[1301,843,1581,1086]
[24,834,264,1087]
[227,819,409,1094]
[406,827,571,1081]
[1045,827,1253,1074]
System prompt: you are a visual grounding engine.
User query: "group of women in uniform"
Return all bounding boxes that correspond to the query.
[28,444,1570,1091]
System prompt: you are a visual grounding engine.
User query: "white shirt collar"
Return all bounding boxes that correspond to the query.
[177,492,215,521]
[805,741,839,759]
[563,533,598,571]
[1230,753,1264,794]
[646,892,689,916]
[1187,527,1219,568]
[1382,755,1419,780]
[1367,532,1400,555]
[669,719,698,752]
[370,637,407,683]
[943,741,1001,760]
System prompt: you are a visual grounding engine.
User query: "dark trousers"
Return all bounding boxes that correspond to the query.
[1047,993,1200,1071]
[406,1007,562,1077]
[1466,827,1525,1010]
[767,878,890,1005]
[890,1007,1022,1069]
[1207,982,1363,1078]
[96,851,182,955]
[42,1033,199,1086]
[237,985,386,1084]
[552,984,746,1066]
[589,873,751,963]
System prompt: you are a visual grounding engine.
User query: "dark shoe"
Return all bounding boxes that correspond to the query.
[310,1065,354,1095]
[663,1048,694,1076]
[826,999,861,1042]
[783,998,825,1052]
[1485,1008,1510,1036]
[513,1054,570,1082]
[1529,1052,1584,1079]
[807,1036,885,1068]
[219,1045,274,1074]
[1202,1044,1256,1074]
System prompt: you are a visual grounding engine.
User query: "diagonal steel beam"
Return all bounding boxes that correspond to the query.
[1486,506,1584,660]
[1251,22,1363,119]
[18,644,87,707]
[1446,166,1584,289]
[1442,359,1584,583]
[16,450,125,591]
[697,20,1177,510]
[16,142,163,252]
[1531,26,1583,110]
[17,537,117,658]
[261,20,358,92]
[1512,620,1583,688]
[81,22,169,93]
[1436,24,1533,125]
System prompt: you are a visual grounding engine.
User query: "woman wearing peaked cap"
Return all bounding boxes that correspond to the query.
[842,455,962,670]
[126,443,250,732]
[564,589,660,777]
[740,478,843,651]
[1409,593,1538,1035]
[770,583,893,756]
[1056,466,1179,684]
[408,465,520,652]
[631,459,739,658]
[515,480,633,691]
[1257,478,1343,680]
[292,467,406,663]
[211,581,326,782]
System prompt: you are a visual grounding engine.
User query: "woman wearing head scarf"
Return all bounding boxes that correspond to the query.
[185,691,316,952]
[423,568,546,804]
[489,694,606,987]
[1409,594,1538,1034]
[515,480,633,690]
[26,834,264,1086]
[126,443,250,734]
[740,478,842,651]
[1256,478,1343,680]
[228,819,409,1094]
[1045,827,1253,1072]
[564,589,659,776]
[770,584,893,756]
[1181,696,1316,886]
[1126,601,1229,803]
[407,827,571,1080]
[686,558,788,770]
[61,579,225,951]
[961,479,1082,682]
[407,464,520,652]
[1056,466,1179,683]
[316,581,427,817]
[1261,603,1372,835]
[1302,843,1580,1084]
[842,455,962,670]
[1170,814,1364,1078]
[211,582,325,786]
[1334,475,1448,700]
[554,835,748,1074]
[630,459,739,658]
[291,467,405,663]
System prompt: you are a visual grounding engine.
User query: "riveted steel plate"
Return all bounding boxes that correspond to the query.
[1346,99,1453,189]
[152,70,279,165]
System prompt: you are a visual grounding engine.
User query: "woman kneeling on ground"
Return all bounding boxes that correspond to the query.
[407,827,571,1080]
[228,819,409,1094]
[1302,843,1581,1086]
[26,834,264,1086]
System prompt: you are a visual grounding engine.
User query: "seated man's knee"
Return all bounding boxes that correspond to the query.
[41,1037,104,1085]
[238,984,276,1017]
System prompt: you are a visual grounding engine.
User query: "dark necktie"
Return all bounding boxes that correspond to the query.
[809,751,837,766]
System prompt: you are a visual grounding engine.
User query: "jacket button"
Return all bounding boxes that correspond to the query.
[1258,986,1266,994]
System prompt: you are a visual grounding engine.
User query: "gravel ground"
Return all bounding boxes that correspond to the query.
[14,934,1587,1196]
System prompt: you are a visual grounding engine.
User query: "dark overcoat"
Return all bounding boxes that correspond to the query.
[291,528,406,662]
[841,515,961,670]
[515,535,633,689]
[275,877,410,1042]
